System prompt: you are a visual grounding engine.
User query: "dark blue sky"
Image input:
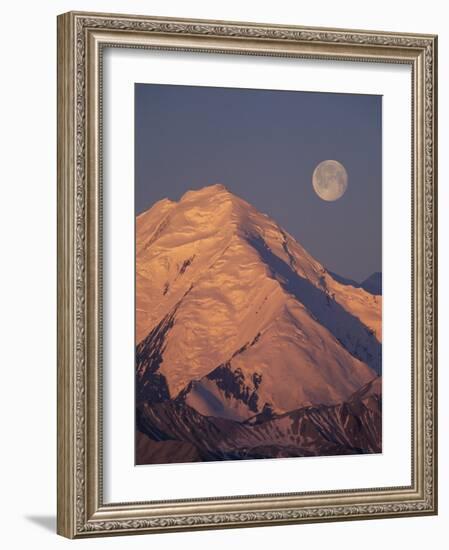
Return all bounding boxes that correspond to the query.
[135,84,381,282]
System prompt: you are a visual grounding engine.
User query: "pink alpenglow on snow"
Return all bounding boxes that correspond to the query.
[135,184,382,464]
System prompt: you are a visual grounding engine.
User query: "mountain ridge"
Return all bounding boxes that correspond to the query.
[136,374,381,464]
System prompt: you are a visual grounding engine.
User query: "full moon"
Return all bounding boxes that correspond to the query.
[312,160,348,201]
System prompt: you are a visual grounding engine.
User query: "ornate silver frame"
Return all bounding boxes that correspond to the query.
[57,11,438,538]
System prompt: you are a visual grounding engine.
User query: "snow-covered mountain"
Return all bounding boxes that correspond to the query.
[135,183,382,461]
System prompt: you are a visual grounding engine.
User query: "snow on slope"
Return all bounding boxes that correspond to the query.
[136,184,381,420]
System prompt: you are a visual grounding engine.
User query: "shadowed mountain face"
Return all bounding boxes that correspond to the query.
[330,270,382,296]
[135,184,382,463]
[361,272,382,295]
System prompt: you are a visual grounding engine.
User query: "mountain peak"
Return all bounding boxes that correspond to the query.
[360,272,382,295]
[179,183,233,202]
[136,184,382,420]
[205,182,229,193]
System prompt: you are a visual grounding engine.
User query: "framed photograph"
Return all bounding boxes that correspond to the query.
[57,11,438,538]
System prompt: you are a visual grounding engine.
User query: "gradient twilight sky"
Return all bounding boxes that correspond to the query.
[135,84,382,282]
